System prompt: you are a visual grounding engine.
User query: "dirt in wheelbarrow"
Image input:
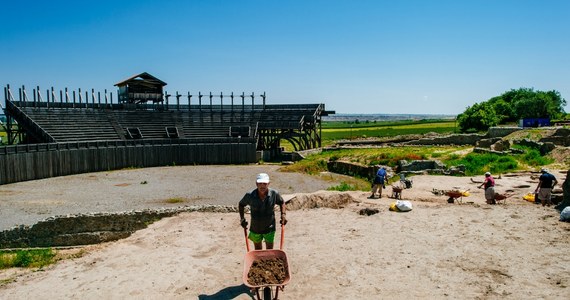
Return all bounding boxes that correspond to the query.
[247,257,287,286]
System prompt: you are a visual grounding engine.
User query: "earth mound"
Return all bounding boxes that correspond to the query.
[285,191,357,210]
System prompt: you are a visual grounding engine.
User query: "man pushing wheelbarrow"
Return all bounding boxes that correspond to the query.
[239,173,290,299]
[239,173,287,250]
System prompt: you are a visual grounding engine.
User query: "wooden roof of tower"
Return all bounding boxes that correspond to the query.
[114,72,167,87]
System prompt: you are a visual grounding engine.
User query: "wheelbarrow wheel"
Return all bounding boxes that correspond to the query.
[263,286,272,300]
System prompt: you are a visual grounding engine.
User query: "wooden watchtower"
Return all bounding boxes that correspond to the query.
[115,72,167,104]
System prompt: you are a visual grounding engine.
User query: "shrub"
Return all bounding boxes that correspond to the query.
[444,152,519,175]
[0,249,56,269]
[327,182,357,191]
[522,149,554,166]
[281,158,329,175]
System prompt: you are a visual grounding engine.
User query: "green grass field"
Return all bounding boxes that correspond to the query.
[280,118,561,176]
[322,120,457,144]
[279,119,457,150]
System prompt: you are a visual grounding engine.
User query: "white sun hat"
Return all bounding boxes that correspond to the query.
[256,173,270,183]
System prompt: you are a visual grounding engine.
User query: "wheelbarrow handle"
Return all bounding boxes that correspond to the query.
[243,227,250,252]
[280,224,285,250]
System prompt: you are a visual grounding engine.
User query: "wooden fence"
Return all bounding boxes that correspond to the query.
[0,138,257,185]
[3,84,268,111]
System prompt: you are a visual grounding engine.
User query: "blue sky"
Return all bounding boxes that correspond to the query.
[1,0,569,114]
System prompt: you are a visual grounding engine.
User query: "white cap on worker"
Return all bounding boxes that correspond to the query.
[540,168,548,173]
[256,173,270,183]
[485,172,491,176]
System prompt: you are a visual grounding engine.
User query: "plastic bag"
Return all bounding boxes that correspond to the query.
[389,202,400,212]
[395,200,413,212]
[560,207,570,222]
[523,193,535,202]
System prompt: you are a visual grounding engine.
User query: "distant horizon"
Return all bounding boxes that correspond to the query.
[326,113,456,116]
[323,113,457,122]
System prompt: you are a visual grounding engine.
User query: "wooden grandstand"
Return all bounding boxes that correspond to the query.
[0,82,334,184]
[2,75,335,150]
[2,96,331,151]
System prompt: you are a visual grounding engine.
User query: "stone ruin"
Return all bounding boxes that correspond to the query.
[0,205,236,249]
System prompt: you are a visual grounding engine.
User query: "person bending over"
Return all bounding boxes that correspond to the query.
[370,166,388,199]
[479,172,496,204]
[535,168,558,207]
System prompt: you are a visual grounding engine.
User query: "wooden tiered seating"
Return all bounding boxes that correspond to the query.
[11,103,324,145]
[112,110,178,139]
[19,108,122,142]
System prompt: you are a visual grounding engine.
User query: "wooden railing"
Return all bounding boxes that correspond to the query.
[0,138,257,185]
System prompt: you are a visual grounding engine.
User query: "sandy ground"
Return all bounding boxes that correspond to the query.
[0,165,353,230]
[0,166,569,299]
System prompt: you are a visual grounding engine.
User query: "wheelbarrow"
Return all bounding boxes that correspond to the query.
[494,192,513,204]
[242,225,291,300]
[446,190,470,204]
[391,185,403,199]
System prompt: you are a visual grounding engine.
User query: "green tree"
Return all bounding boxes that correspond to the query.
[489,88,566,120]
[457,102,499,132]
[463,88,567,128]
[488,97,514,123]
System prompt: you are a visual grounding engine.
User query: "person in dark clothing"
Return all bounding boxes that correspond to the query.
[555,169,570,211]
[239,173,287,250]
[369,166,388,199]
[535,168,558,207]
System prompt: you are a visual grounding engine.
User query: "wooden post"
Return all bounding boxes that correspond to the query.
[261,92,266,110]
[105,89,108,105]
[176,91,181,111]
[231,92,234,120]
[73,90,76,107]
[23,85,29,107]
[199,91,202,111]
[209,92,213,112]
[37,86,43,104]
[220,92,223,112]
[165,92,170,110]
[45,88,50,109]
[8,84,14,101]
[187,92,192,112]
[51,87,56,104]
[250,92,254,111]
[85,90,88,108]
[78,88,82,105]
[241,92,245,115]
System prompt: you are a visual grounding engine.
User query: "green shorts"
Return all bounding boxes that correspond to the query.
[248,231,275,244]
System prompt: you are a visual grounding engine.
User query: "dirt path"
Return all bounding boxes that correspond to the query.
[0,164,352,230]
